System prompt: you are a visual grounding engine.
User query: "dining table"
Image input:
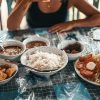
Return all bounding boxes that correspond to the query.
[0,27,100,100]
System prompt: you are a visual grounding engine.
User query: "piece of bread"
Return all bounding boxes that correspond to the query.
[0,71,7,81]
[6,67,16,77]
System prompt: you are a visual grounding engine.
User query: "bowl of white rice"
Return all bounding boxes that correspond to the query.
[20,46,68,76]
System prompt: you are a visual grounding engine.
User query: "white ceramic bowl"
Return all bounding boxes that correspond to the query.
[57,40,85,60]
[23,36,50,49]
[0,39,26,60]
[0,59,18,85]
[20,46,68,77]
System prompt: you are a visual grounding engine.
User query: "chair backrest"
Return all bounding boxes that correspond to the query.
[93,0,100,9]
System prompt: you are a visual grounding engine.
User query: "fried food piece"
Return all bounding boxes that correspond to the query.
[76,61,85,70]
[0,70,7,81]
[0,64,10,69]
[1,68,6,72]
[79,54,93,62]
[6,67,16,77]
[80,69,94,78]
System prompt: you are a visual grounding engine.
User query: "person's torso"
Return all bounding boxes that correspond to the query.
[27,0,69,28]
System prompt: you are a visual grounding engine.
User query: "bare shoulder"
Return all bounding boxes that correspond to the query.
[73,0,91,6]
[72,0,99,9]
[67,0,92,7]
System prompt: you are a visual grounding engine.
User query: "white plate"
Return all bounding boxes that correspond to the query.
[0,59,18,85]
[74,60,100,86]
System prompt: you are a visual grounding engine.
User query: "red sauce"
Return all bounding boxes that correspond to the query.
[26,41,47,48]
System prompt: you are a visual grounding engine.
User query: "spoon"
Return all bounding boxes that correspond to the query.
[0,43,5,52]
[19,63,58,72]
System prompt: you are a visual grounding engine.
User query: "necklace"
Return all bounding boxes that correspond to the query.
[40,0,52,8]
[47,3,51,8]
[47,0,51,8]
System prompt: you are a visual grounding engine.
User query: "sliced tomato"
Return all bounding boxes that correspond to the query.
[85,54,93,59]
[84,58,94,63]
[76,61,85,69]
[79,56,86,62]
[80,69,94,78]
[79,54,93,62]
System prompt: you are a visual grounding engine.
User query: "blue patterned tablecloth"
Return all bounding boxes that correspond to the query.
[0,28,100,100]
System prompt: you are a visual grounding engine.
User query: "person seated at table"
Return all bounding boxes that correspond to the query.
[0,0,2,29]
[7,0,100,33]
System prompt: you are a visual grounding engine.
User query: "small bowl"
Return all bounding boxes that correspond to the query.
[0,60,18,85]
[23,36,50,49]
[0,39,26,60]
[20,46,68,77]
[57,40,85,60]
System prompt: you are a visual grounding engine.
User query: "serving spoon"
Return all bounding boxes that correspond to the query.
[0,43,5,52]
[25,65,58,72]
[18,63,59,72]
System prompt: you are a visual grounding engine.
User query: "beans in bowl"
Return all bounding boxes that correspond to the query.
[62,42,82,54]
[0,46,22,56]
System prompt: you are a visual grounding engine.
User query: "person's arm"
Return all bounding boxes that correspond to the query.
[72,0,100,27]
[7,0,33,31]
[0,0,2,5]
[49,0,100,33]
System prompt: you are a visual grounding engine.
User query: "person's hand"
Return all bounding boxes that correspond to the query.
[48,22,75,33]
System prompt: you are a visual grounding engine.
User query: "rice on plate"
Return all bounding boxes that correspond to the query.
[26,51,64,71]
[21,46,68,76]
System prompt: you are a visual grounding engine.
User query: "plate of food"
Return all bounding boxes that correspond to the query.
[20,46,68,76]
[74,54,100,85]
[0,59,18,85]
[0,39,26,60]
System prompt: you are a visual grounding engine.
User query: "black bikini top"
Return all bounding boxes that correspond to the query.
[27,0,69,28]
